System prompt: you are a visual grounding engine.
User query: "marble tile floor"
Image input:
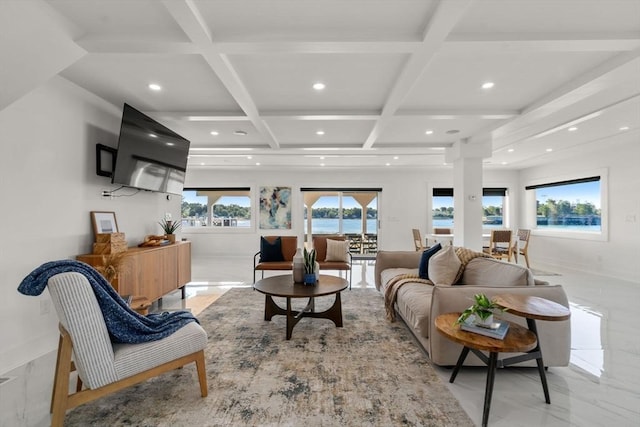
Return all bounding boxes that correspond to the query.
[169,256,640,427]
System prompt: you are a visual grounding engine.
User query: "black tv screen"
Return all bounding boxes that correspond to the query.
[112,103,190,195]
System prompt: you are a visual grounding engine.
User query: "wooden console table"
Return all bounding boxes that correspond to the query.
[77,241,191,303]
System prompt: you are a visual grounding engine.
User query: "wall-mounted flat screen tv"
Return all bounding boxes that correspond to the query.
[112,103,190,195]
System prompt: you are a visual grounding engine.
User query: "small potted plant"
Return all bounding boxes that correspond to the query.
[303,248,317,285]
[455,293,504,327]
[158,219,180,243]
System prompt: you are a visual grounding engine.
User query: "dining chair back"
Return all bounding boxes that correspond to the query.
[483,229,513,261]
[513,229,532,267]
[412,228,425,251]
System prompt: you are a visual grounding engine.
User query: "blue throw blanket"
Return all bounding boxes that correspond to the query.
[18,260,198,344]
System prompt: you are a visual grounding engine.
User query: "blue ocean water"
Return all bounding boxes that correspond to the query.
[311,218,377,234]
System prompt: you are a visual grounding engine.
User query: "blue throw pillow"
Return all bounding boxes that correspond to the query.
[260,237,284,262]
[418,243,442,279]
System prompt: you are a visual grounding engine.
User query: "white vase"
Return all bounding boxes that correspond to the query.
[293,248,304,283]
[474,313,494,327]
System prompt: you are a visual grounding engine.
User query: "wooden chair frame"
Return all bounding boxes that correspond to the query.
[50,324,208,427]
[513,229,531,268]
[483,229,513,262]
[412,229,425,251]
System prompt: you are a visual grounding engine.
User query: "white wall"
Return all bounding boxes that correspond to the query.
[0,77,182,375]
[183,168,519,256]
[518,135,640,283]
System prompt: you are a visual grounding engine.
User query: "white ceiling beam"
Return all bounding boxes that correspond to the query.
[445,32,640,53]
[75,34,640,56]
[151,109,516,122]
[362,0,475,149]
[215,41,421,54]
[162,0,280,149]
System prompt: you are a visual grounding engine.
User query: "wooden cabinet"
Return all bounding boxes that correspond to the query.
[77,241,191,302]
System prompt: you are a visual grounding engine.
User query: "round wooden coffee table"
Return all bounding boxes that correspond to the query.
[253,274,348,340]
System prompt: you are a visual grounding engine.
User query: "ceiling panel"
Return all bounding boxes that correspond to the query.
[60,54,241,111]
[49,0,188,41]
[195,0,435,42]
[265,118,375,146]
[402,51,618,111]
[453,0,640,34]
[377,115,506,144]
[229,53,408,111]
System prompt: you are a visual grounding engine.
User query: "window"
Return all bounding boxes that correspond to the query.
[432,188,507,230]
[525,177,601,232]
[182,188,251,228]
[301,188,380,253]
[432,188,454,229]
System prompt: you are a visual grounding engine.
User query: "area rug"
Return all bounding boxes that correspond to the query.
[64,287,473,426]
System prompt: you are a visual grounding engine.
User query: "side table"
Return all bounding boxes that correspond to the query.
[435,313,538,427]
[493,293,571,404]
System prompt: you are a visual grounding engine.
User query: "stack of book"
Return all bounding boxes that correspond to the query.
[461,319,510,340]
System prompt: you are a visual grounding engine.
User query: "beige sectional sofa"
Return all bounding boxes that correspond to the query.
[375,249,571,367]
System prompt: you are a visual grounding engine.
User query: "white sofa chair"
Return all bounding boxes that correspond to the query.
[47,272,208,426]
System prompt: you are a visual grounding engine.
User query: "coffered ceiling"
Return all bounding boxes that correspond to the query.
[43,0,640,170]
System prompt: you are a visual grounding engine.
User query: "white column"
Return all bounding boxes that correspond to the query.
[446,138,491,251]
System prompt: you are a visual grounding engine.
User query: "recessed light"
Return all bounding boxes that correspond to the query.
[233,130,247,136]
[316,130,325,136]
[255,162,261,166]
[425,130,434,135]
[481,82,495,89]
[320,156,325,160]
[507,148,514,153]
[501,162,507,165]
[210,131,219,136]
[149,133,157,138]
[385,163,391,166]
[166,142,175,146]
[148,83,162,91]
[446,129,460,134]
[546,148,553,152]
[247,156,252,160]
[393,156,399,160]
[320,163,325,167]
[313,82,325,91]
[568,127,578,131]
[620,126,630,131]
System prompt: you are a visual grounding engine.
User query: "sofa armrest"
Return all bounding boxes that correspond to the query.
[428,284,571,367]
[374,251,422,291]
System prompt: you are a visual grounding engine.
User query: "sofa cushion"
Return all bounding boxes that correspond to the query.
[394,282,434,339]
[461,257,535,286]
[428,246,462,286]
[418,243,441,279]
[259,237,284,262]
[325,238,349,262]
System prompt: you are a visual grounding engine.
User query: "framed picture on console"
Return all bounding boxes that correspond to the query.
[90,211,119,237]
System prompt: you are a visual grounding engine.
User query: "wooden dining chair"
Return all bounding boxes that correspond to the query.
[483,229,513,261]
[412,228,425,251]
[512,229,532,267]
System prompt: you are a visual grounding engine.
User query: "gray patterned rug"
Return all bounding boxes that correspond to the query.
[64,287,473,426]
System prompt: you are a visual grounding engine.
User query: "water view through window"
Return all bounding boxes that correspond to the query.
[533,179,601,231]
[182,189,251,228]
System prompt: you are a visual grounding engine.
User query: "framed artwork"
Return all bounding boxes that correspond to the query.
[259,186,292,229]
[90,211,119,236]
